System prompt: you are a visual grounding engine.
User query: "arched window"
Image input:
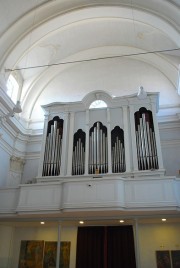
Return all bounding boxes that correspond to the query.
[89,100,107,109]
[6,74,19,103]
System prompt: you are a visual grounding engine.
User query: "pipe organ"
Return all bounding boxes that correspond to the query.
[39,91,164,179]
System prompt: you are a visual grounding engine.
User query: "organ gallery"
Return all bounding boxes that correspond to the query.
[38,89,164,180]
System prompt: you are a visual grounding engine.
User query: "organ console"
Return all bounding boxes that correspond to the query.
[38,90,164,179]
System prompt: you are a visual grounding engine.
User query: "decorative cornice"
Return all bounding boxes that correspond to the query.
[161,139,180,148]
[158,115,180,124]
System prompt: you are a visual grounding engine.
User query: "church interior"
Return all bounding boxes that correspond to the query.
[0,0,180,267]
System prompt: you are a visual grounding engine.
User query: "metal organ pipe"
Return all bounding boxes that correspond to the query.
[135,109,158,170]
[42,117,63,176]
[88,122,108,174]
[102,132,106,173]
[111,126,125,173]
[72,129,86,175]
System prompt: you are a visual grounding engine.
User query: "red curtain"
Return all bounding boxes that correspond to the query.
[107,226,136,268]
[76,226,105,268]
[76,226,136,268]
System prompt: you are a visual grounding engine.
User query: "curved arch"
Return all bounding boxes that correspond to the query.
[21,45,178,119]
[1,5,179,70]
[0,3,179,123]
[82,90,112,109]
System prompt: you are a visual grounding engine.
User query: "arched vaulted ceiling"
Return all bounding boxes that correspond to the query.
[0,0,180,129]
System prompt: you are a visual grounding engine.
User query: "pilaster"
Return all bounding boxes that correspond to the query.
[129,105,138,171]
[122,105,131,172]
[67,112,75,175]
[107,108,112,174]
[61,112,69,176]
[85,109,89,175]
[38,113,49,177]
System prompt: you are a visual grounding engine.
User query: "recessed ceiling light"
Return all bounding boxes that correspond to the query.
[162,219,166,222]
[79,221,84,224]
[40,221,45,224]
[119,220,124,223]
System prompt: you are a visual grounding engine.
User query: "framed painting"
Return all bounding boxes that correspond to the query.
[43,241,71,268]
[60,242,71,268]
[156,250,171,268]
[18,240,44,268]
[171,250,180,268]
[43,241,57,268]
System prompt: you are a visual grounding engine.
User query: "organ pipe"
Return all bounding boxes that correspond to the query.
[72,129,86,175]
[42,117,64,176]
[111,126,126,173]
[89,121,108,174]
[135,108,159,170]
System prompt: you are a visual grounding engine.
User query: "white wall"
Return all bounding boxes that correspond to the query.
[22,158,40,183]
[139,223,180,268]
[160,125,180,177]
[162,145,180,177]
[11,225,77,268]
[0,225,14,268]
[0,146,10,186]
[0,223,180,268]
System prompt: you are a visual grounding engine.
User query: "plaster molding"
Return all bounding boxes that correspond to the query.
[161,139,180,148]
[159,121,180,130]
[25,152,40,160]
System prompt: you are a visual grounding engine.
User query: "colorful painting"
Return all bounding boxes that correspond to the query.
[43,241,71,268]
[19,240,70,268]
[171,250,180,268]
[156,251,171,268]
[43,242,57,268]
[18,240,44,268]
[60,242,71,268]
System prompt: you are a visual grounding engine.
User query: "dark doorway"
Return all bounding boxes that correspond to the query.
[76,225,136,268]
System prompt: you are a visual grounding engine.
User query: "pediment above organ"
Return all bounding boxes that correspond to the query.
[41,89,159,114]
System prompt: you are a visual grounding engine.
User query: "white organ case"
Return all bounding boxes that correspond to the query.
[37,90,165,181]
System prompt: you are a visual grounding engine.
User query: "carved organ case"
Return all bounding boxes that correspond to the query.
[38,91,164,179]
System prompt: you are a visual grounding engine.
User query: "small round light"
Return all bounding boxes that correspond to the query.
[79,221,84,224]
[162,219,166,222]
[119,220,124,223]
[40,221,45,224]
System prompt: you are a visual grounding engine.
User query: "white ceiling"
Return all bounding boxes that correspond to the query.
[0,0,180,128]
